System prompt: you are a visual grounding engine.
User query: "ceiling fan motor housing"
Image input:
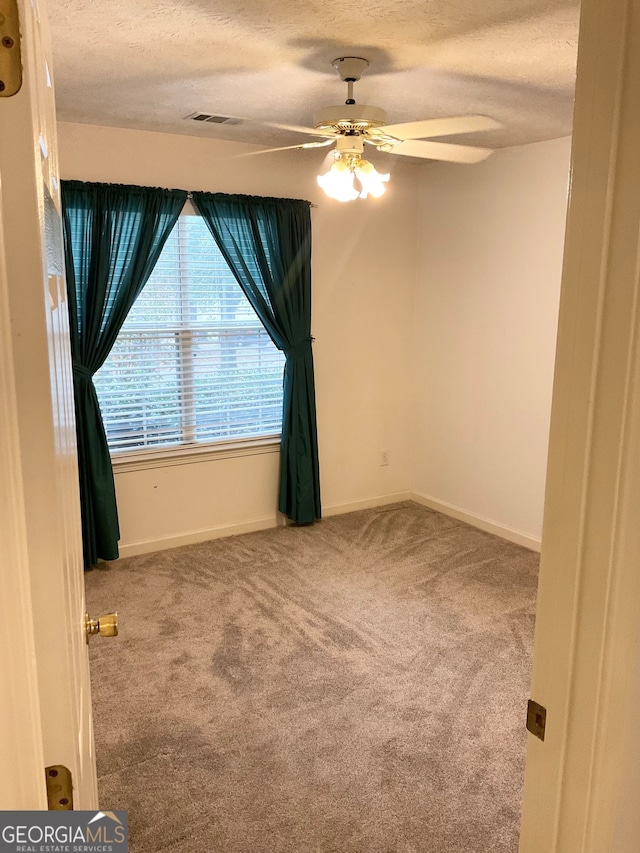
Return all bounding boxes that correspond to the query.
[313,104,387,134]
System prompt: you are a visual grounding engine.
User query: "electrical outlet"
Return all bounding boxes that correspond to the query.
[380,449,390,466]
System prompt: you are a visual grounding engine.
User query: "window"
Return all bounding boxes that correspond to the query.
[94,211,285,455]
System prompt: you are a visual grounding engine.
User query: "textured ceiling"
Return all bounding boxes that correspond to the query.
[48,0,580,156]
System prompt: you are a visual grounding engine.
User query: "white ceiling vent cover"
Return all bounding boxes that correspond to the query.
[184,112,242,125]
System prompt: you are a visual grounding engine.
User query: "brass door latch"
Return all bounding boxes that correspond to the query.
[85,612,118,644]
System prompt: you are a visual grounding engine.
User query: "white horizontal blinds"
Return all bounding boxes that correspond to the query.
[94,212,285,453]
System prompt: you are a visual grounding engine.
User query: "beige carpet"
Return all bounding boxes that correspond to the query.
[85,501,538,853]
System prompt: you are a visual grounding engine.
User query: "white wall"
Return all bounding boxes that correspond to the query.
[57,123,418,554]
[58,125,570,556]
[412,137,571,547]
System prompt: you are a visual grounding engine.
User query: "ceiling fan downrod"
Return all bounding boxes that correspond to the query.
[331,56,369,105]
[346,80,355,105]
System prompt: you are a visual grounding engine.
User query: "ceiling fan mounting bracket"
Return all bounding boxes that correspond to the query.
[331,57,369,82]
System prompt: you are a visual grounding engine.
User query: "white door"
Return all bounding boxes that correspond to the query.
[0,0,97,808]
[519,0,640,849]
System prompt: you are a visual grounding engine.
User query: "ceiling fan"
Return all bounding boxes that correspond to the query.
[219,57,502,201]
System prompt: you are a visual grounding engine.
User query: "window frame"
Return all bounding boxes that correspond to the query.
[96,204,284,467]
[110,433,281,473]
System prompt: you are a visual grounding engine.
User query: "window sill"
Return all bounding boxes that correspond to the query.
[110,435,281,473]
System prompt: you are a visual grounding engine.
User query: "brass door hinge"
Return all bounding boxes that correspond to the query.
[526,699,547,741]
[0,0,22,97]
[45,765,73,810]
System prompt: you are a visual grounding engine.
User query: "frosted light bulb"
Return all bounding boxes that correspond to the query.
[317,160,359,202]
[355,160,390,199]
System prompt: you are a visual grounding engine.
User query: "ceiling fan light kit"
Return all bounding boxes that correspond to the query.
[317,133,390,202]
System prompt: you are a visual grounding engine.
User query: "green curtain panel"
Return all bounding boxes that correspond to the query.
[192,192,321,524]
[61,181,187,568]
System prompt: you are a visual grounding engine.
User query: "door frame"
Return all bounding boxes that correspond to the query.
[519,0,640,849]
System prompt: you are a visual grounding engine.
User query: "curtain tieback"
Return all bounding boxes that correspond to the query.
[283,337,314,356]
[72,363,93,381]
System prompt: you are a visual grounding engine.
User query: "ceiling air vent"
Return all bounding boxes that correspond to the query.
[184,112,242,125]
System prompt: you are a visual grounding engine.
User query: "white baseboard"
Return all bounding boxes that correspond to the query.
[116,490,539,559]
[116,492,413,559]
[410,491,542,552]
[323,491,412,517]
[117,514,286,558]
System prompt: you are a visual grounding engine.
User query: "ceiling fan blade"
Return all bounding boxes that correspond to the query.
[218,114,336,138]
[238,139,335,157]
[387,139,494,164]
[380,115,502,141]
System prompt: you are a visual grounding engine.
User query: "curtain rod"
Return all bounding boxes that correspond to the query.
[185,191,318,208]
